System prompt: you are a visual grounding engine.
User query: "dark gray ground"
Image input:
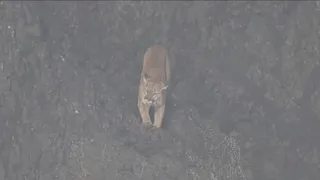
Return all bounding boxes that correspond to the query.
[0,1,320,180]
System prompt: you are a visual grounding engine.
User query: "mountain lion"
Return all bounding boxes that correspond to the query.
[137,45,171,128]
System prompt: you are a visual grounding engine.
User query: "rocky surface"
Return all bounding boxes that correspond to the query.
[0,1,319,180]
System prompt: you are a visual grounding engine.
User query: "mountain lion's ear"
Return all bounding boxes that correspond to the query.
[142,73,149,84]
[143,73,151,80]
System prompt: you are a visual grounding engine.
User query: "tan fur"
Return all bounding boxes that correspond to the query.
[137,45,171,128]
